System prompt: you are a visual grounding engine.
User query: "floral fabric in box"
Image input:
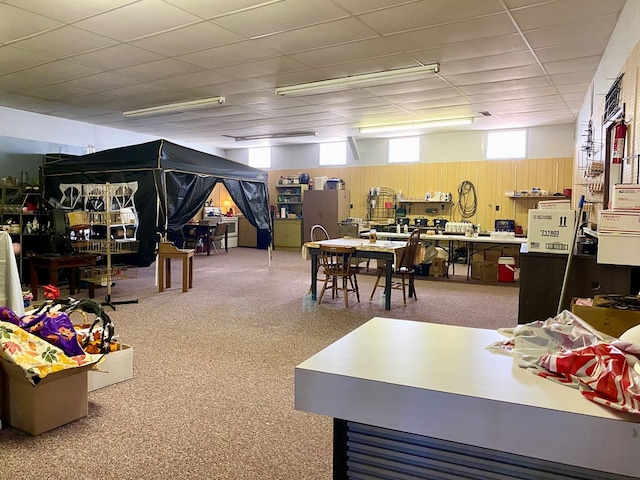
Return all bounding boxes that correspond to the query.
[0,320,102,385]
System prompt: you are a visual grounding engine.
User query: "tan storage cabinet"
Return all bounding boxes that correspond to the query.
[238,217,257,247]
[302,190,350,242]
[273,218,303,249]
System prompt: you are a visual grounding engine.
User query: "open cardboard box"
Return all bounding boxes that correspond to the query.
[0,358,93,435]
[571,300,640,338]
[88,343,133,392]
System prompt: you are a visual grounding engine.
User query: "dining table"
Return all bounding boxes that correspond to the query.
[302,237,408,310]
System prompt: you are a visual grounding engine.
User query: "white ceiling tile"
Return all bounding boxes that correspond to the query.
[66,44,165,70]
[19,84,91,101]
[446,65,545,87]
[331,0,417,15]
[524,14,619,48]
[555,82,591,95]
[400,96,475,111]
[0,46,51,75]
[511,0,626,31]
[10,26,117,57]
[383,14,517,51]
[177,41,280,69]
[62,72,140,92]
[534,36,609,63]
[441,51,537,76]
[290,38,411,68]
[163,0,283,19]
[0,61,102,91]
[543,55,601,75]
[550,70,597,85]
[215,57,309,81]
[113,59,203,82]
[101,83,173,100]
[5,0,140,23]
[356,0,504,35]
[130,22,243,56]
[74,0,201,42]
[257,18,379,54]
[150,71,234,90]
[503,0,550,8]
[212,0,349,38]
[0,3,61,43]
[458,76,551,95]
[469,86,558,103]
[382,87,463,104]
[407,34,529,64]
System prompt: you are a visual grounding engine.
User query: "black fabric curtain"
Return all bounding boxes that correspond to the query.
[223,179,272,243]
[166,172,218,232]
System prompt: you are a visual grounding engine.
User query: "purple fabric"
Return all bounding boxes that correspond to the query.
[19,310,86,357]
[0,306,21,325]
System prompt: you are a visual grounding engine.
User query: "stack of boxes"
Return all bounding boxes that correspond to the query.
[429,258,447,277]
[597,185,640,266]
[471,247,521,282]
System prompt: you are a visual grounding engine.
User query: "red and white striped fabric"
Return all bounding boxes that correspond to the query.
[489,311,640,414]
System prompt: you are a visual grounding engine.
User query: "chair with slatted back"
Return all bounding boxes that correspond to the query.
[369,229,421,304]
[317,245,360,308]
[210,222,228,254]
[310,224,330,242]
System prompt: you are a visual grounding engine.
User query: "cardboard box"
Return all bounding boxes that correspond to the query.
[483,250,502,263]
[0,358,91,435]
[431,258,447,268]
[612,184,640,210]
[538,199,571,210]
[596,232,640,266]
[88,344,133,392]
[598,209,640,234]
[429,266,446,277]
[571,302,640,338]
[471,261,498,282]
[501,246,520,267]
[527,209,576,254]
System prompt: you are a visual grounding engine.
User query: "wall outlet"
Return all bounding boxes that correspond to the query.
[495,205,500,211]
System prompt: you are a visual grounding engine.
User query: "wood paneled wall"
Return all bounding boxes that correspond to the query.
[270,157,573,233]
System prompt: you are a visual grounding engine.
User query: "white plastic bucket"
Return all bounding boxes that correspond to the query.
[497,256,515,283]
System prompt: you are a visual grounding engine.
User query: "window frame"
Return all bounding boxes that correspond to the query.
[486,130,527,160]
[248,146,271,169]
[388,136,420,164]
[319,141,347,166]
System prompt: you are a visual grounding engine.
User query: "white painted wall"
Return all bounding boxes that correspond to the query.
[0,106,226,156]
[575,0,640,147]
[226,124,575,168]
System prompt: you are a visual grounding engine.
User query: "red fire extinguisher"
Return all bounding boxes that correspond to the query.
[612,120,627,164]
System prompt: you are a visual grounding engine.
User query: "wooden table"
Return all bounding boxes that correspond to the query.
[157,242,194,292]
[296,317,640,479]
[184,224,228,255]
[29,253,98,300]
[303,238,407,310]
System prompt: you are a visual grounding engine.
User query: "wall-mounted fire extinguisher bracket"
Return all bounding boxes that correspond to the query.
[612,120,627,165]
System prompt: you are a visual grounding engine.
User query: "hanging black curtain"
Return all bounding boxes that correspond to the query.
[223,179,272,243]
[166,172,218,232]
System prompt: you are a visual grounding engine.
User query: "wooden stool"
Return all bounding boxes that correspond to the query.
[158,242,195,292]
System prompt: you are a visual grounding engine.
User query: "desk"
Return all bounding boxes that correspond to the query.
[295,317,640,478]
[184,224,228,255]
[367,231,526,279]
[30,253,98,300]
[303,238,406,310]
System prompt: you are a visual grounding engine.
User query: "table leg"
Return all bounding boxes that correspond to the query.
[69,267,77,295]
[311,253,318,300]
[225,230,228,252]
[158,257,165,292]
[166,258,172,289]
[188,256,193,289]
[50,268,59,289]
[182,257,188,292]
[384,258,392,310]
[206,228,211,255]
[467,241,473,280]
[30,267,39,300]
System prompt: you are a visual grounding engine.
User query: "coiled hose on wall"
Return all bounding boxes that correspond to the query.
[455,180,477,220]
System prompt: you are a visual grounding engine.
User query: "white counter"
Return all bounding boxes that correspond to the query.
[295,317,640,477]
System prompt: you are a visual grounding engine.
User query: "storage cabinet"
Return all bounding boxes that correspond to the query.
[238,217,257,247]
[273,218,303,249]
[0,185,47,277]
[302,190,350,242]
[276,184,308,218]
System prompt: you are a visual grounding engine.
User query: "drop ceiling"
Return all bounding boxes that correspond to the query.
[0,0,626,149]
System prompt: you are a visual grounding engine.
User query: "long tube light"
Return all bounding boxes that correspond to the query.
[275,63,440,96]
[122,96,226,118]
[359,117,473,134]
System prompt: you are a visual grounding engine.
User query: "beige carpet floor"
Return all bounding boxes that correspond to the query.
[0,248,519,480]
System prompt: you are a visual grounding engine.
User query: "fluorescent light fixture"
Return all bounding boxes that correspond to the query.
[228,131,317,142]
[275,64,439,96]
[122,96,225,118]
[359,117,473,134]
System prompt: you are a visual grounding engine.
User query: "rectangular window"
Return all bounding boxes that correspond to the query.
[388,137,419,164]
[248,147,271,168]
[319,142,346,166]
[486,130,526,159]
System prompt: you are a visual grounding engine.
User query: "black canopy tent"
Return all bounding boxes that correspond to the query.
[42,140,272,266]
